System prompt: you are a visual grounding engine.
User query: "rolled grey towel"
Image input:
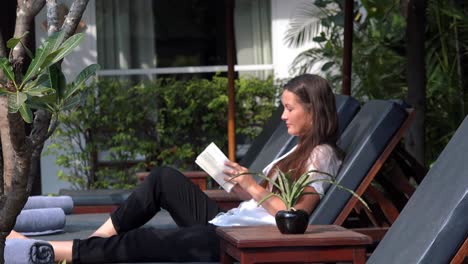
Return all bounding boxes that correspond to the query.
[14,208,65,236]
[5,238,54,264]
[24,196,74,214]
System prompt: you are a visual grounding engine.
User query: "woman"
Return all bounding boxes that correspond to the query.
[9,73,343,263]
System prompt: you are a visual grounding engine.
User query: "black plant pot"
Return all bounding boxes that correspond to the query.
[275,209,309,234]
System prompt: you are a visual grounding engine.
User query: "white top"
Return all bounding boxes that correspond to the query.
[209,144,342,226]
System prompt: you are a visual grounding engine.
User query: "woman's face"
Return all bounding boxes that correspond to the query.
[281,90,312,136]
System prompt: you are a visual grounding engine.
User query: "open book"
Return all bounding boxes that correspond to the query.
[195,142,236,193]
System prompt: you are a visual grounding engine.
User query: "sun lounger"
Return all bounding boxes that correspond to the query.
[59,189,131,214]
[367,115,468,264]
[310,100,414,226]
[210,94,360,210]
[215,99,414,222]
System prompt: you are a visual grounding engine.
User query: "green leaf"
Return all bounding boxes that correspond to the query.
[7,32,33,59]
[314,0,328,8]
[25,86,55,97]
[49,31,67,52]
[260,171,283,192]
[332,13,344,27]
[28,93,56,111]
[48,64,67,101]
[20,31,68,88]
[22,47,46,86]
[49,33,84,65]
[19,103,33,123]
[24,73,52,90]
[35,31,67,68]
[65,64,100,99]
[312,35,327,43]
[282,170,291,198]
[276,169,286,194]
[62,94,82,111]
[257,193,276,206]
[7,92,27,113]
[0,57,17,88]
[24,32,83,87]
[41,49,64,69]
[319,179,370,210]
[0,87,10,95]
[22,39,57,86]
[48,64,60,94]
[6,31,29,48]
[321,61,335,71]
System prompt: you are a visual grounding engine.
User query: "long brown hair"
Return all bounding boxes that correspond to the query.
[269,74,340,181]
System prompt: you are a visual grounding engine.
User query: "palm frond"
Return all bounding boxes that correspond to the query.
[284,2,328,48]
[257,192,277,206]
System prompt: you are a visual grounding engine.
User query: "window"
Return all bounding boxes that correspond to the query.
[96,0,273,80]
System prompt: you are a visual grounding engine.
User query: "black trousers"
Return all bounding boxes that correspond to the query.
[72,166,224,263]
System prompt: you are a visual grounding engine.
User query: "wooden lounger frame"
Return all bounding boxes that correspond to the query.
[334,109,415,226]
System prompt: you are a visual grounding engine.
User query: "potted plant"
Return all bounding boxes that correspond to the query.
[240,169,368,234]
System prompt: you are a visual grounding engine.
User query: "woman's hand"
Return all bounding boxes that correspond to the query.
[223,161,321,216]
[230,184,253,201]
[223,161,256,190]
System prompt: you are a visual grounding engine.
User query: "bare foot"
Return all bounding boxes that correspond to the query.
[7,230,27,239]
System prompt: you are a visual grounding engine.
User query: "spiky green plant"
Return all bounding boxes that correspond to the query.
[233,169,368,211]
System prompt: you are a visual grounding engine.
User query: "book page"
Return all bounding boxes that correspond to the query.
[195,142,235,192]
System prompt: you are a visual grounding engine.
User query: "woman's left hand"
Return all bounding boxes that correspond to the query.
[223,161,256,190]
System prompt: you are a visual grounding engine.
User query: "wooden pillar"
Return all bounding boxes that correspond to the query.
[226,0,236,161]
[405,0,427,165]
[342,0,353,95]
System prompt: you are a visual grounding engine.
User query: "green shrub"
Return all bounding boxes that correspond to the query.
[46,75,278,189]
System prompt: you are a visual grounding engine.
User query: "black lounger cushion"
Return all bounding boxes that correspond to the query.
[368,116,468,264]
[310,100,408,224]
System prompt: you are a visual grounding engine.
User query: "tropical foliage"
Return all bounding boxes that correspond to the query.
[285,0,467,163]
[0,31,98,123]
[424,0,468,161]
[47,75,278,189]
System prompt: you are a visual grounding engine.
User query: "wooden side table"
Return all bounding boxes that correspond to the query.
[216,225,372,264]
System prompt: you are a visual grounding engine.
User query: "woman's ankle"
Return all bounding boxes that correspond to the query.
[7,230,27,239]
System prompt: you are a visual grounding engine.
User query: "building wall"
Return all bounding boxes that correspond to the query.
[38,0,315,194]
[271,0,319,80]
